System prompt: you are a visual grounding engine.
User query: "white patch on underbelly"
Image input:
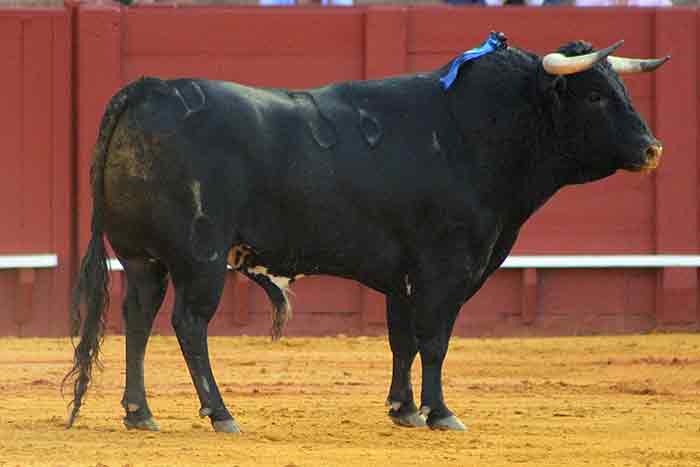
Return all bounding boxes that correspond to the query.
[247,266,303,290]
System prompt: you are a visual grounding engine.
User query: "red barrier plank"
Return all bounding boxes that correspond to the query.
[124,7,364,57]
[521,268,538,325]
[458,269,521,334]
[364,6,407,80]
[0,18,24,253]
[408,7,654,57]
[653,8,698,327]
[48,9,75,336]
[22,17,53,252]
[123,55,363,89]
[361,285,385,326]
[14,16,55,336]
[517,173,655,254]
[0,9,72,336]
[0,271,16,335]
[62,5,698,338]
[76,5,123,251]
[654,8,698,254]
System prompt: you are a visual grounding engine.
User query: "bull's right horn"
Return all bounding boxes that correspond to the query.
[542,40,624,76]
[607,55,671,74]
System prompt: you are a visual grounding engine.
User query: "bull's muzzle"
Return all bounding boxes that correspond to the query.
[640,143,663,172]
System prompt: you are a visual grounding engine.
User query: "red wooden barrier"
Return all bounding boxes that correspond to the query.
[653,9,698,328]
[73,5,699,337]
[2,3,697,337]
[0,7,73,336]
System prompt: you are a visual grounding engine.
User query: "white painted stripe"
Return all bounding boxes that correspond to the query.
[0,254,58,269]
[500,255,700,268]
[108,258,238,272]
[107,255,700,273]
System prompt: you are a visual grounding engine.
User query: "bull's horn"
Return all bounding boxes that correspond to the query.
[607,55,670,74]
[542,40,624,76]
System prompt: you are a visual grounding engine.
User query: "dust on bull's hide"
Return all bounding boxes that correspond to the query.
[189,180,222,263]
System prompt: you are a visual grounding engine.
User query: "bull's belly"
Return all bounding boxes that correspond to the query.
[227,234,400,295]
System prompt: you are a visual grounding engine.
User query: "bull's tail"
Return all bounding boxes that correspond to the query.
[63,77,168,428]
[271,285,292,341]
[242,272,292,340]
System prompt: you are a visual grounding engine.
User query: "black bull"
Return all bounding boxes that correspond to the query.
[65,38,667,432]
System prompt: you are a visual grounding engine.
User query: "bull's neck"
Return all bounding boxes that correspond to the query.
[514,156,569,226]
[442,70,592,230]
[480,133,585,228]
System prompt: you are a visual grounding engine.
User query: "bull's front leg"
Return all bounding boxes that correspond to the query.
[416,308,464,430]
[413,278,468,431]
[385,295,425,427]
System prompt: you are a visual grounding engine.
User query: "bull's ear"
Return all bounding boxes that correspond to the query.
[540,74,567,112]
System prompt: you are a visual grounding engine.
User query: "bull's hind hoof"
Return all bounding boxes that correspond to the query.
[212,419,241,433]
[123,417,160,432]
[389,410,427,428]
[428,414,467,431]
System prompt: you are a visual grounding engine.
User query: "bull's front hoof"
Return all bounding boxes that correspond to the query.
[123,417,160,432]
[387,400,426,428]
[428,414,467,431]
[389,410,427,428]
[212,419,241,433]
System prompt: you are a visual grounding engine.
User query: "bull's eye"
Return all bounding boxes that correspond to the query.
[588,92,602,104]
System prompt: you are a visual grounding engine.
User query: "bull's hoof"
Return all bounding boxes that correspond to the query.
[390,410,427,428]
[212,419,241,433]
[123,417,160,432]
[387,400,426,428]
[428,414,467,431]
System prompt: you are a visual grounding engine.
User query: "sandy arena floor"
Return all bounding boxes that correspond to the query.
[0,333,699,466]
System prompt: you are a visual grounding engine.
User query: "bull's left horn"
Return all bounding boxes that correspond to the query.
[607,55,670,74]
[542,40,624,76]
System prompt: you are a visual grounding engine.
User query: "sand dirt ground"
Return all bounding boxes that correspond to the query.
[0,334,699,466]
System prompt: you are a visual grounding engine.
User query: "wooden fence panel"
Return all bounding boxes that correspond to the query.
[0,8,73,336]
[1,3,690,337]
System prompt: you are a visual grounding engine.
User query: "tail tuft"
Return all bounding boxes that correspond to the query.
[62,232,109,428]
[271,287,292,341]
[241,271,293,341]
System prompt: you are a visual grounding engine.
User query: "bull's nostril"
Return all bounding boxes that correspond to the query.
[639,143,663,172]
[646,144,662,160]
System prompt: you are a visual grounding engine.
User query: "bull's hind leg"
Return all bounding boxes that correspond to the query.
[385,295,425,428]
[120,258,168,431]
[171,260,239,433]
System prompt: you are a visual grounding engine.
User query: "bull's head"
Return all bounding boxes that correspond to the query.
[539,40,668,181]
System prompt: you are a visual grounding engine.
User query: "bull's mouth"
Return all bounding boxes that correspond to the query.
[626,143,662,173]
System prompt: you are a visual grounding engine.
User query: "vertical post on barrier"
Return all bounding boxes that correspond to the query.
[364,6,407,80]
[521,268,538,325]
[76,3,125,332]
[76,3,123,252]
[15,15,53,336]
[13,269,36,337]
[653,9,698,329]
[51,4,76,336]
